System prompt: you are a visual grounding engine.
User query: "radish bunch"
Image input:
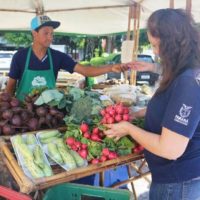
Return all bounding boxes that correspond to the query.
[90,148,118,164]
[80,123,105,142]
[100,103,130,124]
[65,137,88,159]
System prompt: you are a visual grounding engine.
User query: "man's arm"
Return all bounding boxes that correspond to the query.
[6,78,17,96]
[73,63,127,77]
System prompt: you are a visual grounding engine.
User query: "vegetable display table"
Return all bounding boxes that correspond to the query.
[0,135,150,198]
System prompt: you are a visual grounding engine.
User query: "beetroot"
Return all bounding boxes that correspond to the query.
[27,118,39,131]
[10,98,20,107]
[36,107,47,117]
[11,115,22,126]
[49,108,58,116]
[0,92,11,102]
[2,110,13,120]
[2,125,15,135]
[0,102,10,109]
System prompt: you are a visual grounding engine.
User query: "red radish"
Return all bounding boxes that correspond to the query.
[80,123,89,133]
[79,149,88,159]
[100,109,106,116]
[83,131,90,139]
[91,134,101,142]
[92,127,99,135]
[108,109,116,116]
[133,146,143,154]
[115,114,122,122]
[98,131,105,138]
[107,117,114,124]
[100,155,107,162]
[71,144,78,151]
[102,148,110,156]
[108,152,118,160]
[106,106,113,113]
[137,145,144,152]
[101,117,107,124]
[66,137,75,146]
[122,114,129,121]
[115,105,124,114]
[105,113,111,119]
[123,108,129,114]
[75,141,81,149]
[81,143,88,149]
[91,158,100,164]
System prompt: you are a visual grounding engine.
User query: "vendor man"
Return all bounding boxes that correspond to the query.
[6,15,128,101]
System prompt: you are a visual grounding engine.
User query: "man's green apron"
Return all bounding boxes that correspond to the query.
[16,47,56,101]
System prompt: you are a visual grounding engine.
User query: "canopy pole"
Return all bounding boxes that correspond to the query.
[186,0,192,16]
[130,3,140,85]
[123,5,134,83]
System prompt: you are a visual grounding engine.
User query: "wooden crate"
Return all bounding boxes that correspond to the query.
[0,133,145,194]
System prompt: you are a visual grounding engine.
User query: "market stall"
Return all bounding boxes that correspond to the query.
[0,86,150,199]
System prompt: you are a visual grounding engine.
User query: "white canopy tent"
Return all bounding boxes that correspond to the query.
[0,0,199,35]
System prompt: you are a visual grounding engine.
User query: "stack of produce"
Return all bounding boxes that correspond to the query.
[0,92,65,135]
[63,103,144,164]
[11,134,53,179]
[36,130,87,170]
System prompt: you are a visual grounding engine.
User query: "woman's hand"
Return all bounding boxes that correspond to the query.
[104,121,131,140]
[125,61,155,72]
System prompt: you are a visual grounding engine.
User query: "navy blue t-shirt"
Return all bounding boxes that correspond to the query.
[9,47,77,81]
[144,68,200,183]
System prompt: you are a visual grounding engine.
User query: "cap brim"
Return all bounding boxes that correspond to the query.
[36,21,60,30]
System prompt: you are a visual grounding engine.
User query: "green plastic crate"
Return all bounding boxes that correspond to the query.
[43,183,134,200]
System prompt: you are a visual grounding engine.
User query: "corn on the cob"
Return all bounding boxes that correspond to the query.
[26,134,37,145]
[70,150,85,167]
[13,135,24,144]
[47,143,63,164]
[25,161,44,178]
[39,130,60,140]
[33,145,45,168]
[58,147,77,170]
[16,143,33,161]
[43,164,53,177]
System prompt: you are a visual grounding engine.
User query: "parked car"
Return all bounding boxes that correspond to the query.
[0,51,14,73]
[107,54,159,86]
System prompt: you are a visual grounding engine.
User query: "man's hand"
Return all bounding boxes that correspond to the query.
[111,64,130,73]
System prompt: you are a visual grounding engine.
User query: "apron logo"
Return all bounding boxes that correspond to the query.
[32,76,47,87]
[174,104,192,126]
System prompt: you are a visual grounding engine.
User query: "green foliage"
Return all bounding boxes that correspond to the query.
[79,61,90,66]
[90,57,106,66]
[4,32,32,47]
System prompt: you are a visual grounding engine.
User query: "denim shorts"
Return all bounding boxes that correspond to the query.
[149,177,200,200]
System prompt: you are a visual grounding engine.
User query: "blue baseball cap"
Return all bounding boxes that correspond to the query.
[31,15,60,31]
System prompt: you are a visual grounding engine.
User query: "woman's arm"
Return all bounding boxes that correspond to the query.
[104,122,189,160]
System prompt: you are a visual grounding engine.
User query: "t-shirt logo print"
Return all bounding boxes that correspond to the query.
[195,72,200,86]
[174,104,192,126]
[32,76,47,87]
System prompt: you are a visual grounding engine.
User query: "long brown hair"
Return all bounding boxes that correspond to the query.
[147,9,200,93]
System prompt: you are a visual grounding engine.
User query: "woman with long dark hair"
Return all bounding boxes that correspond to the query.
[104,9,200,199]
